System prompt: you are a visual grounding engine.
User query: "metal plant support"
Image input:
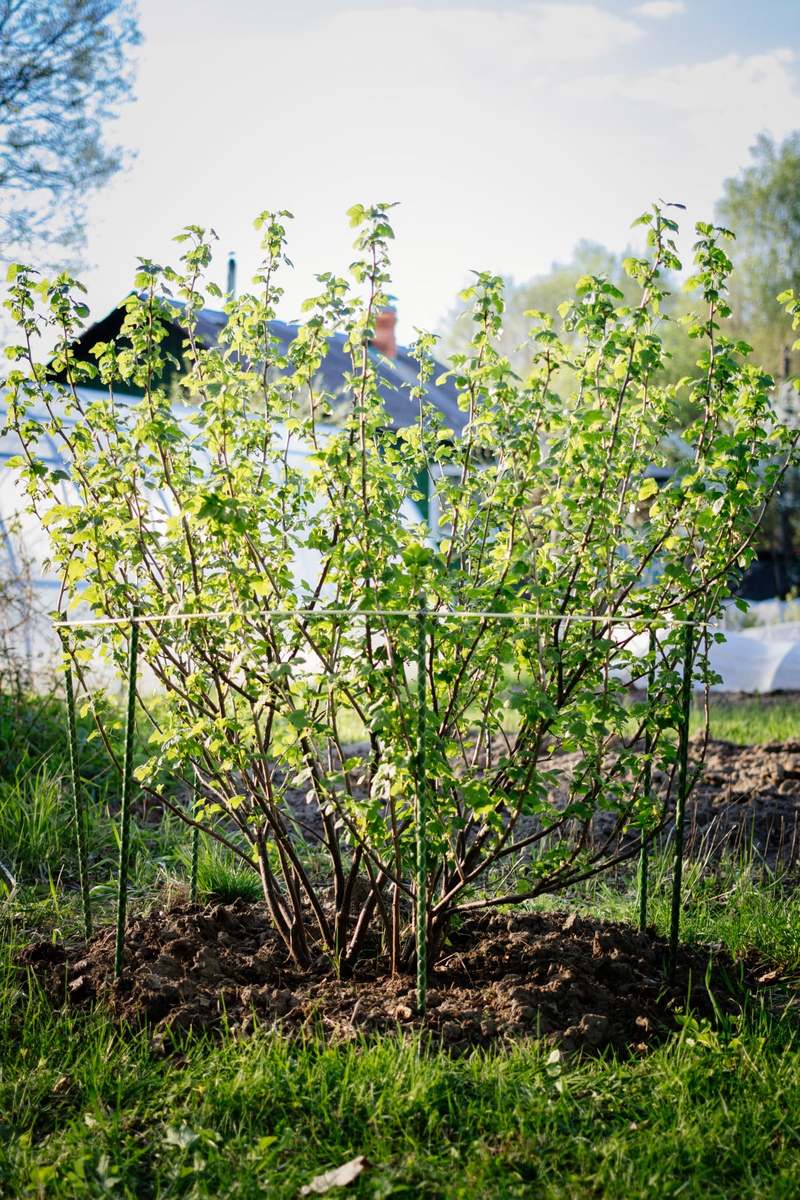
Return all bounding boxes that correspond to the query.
[61,627,93,939]
[637,628,657,933]
[415,597,429,1015]
[669,621,694,981]
[190,786,200,905]
[114,606,140,980]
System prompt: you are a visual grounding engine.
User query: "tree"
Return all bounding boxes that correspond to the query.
[438,239,699,396]
[717,132,800,378]
[0,0,139,262]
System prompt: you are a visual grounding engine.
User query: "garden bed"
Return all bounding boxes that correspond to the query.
[530,735,800,866]
[18,899,784,1056]
[685,737,800,862]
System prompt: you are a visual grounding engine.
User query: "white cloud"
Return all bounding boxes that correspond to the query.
[560,47,800,261]
[83,2,645,329]
[298,4,643,78]
[592,49,800,129]
[633,1,686,18]
[78,1,800,343]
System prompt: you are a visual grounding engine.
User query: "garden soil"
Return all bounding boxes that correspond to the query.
[682,737,800,863]
[522,736,800,866]
[18,902,790,1057]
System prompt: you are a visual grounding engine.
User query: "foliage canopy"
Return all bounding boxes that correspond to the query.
[718,131,800,378]
[3,203,797,971]
[439,237,699,400]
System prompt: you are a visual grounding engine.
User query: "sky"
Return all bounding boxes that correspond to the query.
[79,0,800,344]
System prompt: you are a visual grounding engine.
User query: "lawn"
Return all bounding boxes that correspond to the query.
[1,692,800,1198]
[691,693,800,745]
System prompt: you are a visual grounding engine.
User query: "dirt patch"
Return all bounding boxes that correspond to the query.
[536,737,800,867]
[683,739,800,864]
[17,899,788,1056]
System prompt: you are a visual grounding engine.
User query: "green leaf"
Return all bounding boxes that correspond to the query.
[636,477,659,503]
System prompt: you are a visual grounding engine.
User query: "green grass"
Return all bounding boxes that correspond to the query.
[0,691,212,908]
[692,693,800,745]
[2,856,800,1198]
[1,686,794,899]
[338,690,800,750]
[190,837,264,905]
[1,995,799,1199]
[539,850,800,971]
[0,761,70,884]
[0,689,126,788]
[3,689,800,1196]
[1,955,798,1198]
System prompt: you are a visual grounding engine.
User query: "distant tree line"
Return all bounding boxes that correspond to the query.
[440,132,800,393]
[438,133,800,596]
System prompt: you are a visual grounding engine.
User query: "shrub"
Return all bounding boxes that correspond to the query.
[3,204,798,970]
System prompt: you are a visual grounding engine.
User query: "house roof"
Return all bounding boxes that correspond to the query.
[71,298,468,438]
[193,304,467,436]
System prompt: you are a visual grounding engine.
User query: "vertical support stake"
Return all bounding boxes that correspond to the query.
[114,606,139,980]
[637,627,657,933]
[190,784,200,906]
[415,595,428,1015]
[61,623,92,940]
[669,620,694,982]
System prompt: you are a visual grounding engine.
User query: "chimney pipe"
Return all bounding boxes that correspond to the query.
[226,252,236,300]
[372,304,397,358]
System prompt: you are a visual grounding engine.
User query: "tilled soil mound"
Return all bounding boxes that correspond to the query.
[18,899,785,1056]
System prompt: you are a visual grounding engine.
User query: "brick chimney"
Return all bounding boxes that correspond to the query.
[372,304,397,357]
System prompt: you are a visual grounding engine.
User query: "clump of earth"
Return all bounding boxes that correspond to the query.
[18,900,786,1056]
